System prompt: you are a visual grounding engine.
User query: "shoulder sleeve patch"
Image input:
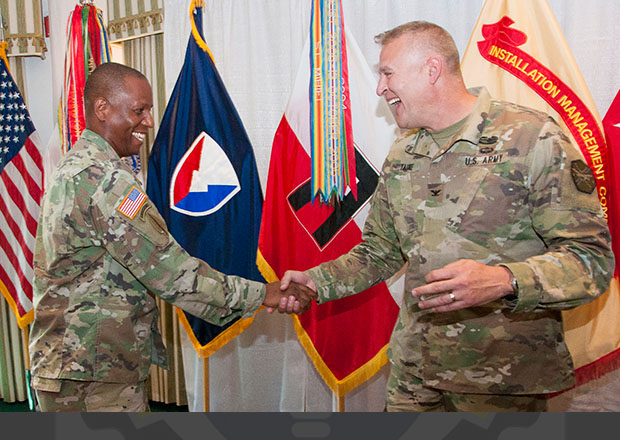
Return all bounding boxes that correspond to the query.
[570,160,596,194]
[117,186,147,219]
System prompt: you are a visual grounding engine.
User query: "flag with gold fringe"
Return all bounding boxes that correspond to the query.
[461,0,620,389]
[257,0,401,397]
[147,1,264,358]
[59,3,110,154]
[0,43,44,330]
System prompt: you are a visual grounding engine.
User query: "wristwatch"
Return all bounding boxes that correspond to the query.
[509,273,519,295]
[501,265,518,301]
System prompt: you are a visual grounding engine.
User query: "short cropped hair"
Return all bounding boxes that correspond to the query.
[375,21,461,74]
[83,62,147,115]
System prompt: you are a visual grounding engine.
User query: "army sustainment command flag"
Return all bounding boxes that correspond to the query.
[147,4,264,359]
[0,44,44,329]
[461,0,620,388]
[257,1,401,396]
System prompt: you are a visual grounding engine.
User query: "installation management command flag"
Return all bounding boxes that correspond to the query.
[461,0,620,386]
[0,44,44,329]
[147,4,264,358]
[258,0,400,396]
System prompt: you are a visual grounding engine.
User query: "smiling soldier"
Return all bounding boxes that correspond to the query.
[29,63,316,412]
[281,21,614,412]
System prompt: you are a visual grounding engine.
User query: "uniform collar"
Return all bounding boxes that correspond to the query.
[403,86,492,159]
[81,129,123,161]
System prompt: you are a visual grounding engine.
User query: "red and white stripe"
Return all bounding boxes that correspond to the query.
[0,132,44,326]
[118,187,147,219]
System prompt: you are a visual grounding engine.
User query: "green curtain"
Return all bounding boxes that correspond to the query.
[0,0,46,58]
[108,0,163,42]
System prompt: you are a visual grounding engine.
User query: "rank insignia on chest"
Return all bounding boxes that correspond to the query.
[427,183,444,202]
[118,186,147,219]
[570,160,596,194]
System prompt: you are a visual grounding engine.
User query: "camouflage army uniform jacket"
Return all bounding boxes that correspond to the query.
[30,130,265,387]
[307,87,614,394]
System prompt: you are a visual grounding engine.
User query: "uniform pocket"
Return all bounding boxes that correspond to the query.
[450,172,528,249]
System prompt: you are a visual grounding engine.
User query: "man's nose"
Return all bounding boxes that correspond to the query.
[142,110,154,128]
[376,76,387,97]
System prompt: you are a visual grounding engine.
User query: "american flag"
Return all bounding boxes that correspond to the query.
[117,187,147,219]
[0,51,44,329]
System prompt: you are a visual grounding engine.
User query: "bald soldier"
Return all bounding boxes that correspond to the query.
[30,63,315,412]
[281,21,614,411]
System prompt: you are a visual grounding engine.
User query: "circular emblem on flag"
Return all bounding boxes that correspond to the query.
[170,132,241,216]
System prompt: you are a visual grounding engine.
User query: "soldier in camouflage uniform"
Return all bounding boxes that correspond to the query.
[281,21,614,411]
[30,63,315,412]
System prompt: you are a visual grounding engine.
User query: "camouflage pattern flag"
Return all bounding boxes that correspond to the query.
[461,0,620,387]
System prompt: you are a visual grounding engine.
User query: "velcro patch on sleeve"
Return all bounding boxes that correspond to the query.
[117,186,147,219]
[570,160,596,194]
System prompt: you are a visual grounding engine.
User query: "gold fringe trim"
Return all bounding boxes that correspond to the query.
[256,249,279,283]
[0,42,10,72]
[176,306,259,358]
[256,247,390,396]
[189,0,215,62]
[292,314,389,397]
[0,279,33,329]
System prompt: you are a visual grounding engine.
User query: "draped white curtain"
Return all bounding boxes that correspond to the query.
[162,0,620,412]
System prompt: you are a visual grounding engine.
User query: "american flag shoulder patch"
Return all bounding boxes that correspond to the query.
[117,186,147,219]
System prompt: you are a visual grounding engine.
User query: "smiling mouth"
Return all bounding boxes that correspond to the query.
[388,97,401,106]
[132,132,146,142]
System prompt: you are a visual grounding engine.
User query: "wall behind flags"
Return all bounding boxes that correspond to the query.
[11,0,620,410]
[20,1,620,186]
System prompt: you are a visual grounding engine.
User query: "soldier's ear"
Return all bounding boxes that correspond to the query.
[426,56,442,85]
[93,97,109,122]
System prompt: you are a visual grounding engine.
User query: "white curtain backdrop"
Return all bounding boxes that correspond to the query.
[163,0,620,411]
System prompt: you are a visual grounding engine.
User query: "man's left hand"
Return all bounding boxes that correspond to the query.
[412,259,514,312]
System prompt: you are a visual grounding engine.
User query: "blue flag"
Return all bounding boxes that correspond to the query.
[147,6,264,356]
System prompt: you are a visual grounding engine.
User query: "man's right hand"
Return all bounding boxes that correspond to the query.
[264,279,317,315]
[280,270,317,292]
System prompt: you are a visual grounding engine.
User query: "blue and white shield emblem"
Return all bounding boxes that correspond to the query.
[170,132,241,216]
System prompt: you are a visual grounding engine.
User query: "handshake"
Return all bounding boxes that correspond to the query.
[262,271,317,315]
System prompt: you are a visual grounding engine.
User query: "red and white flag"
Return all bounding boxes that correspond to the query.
[258,24,401,395]
[461,0,620,385]
[0,44,44,329]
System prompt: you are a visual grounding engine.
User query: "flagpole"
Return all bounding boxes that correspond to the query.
[202,357,210,411]
[337,393,344,412]
[188,0,212,413]
[21,326,35,410]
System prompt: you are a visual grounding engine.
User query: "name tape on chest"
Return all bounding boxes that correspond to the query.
[117,186,147,219]
[464,153,504,166]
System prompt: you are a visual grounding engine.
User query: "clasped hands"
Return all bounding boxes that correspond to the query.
[263,278,317,315]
